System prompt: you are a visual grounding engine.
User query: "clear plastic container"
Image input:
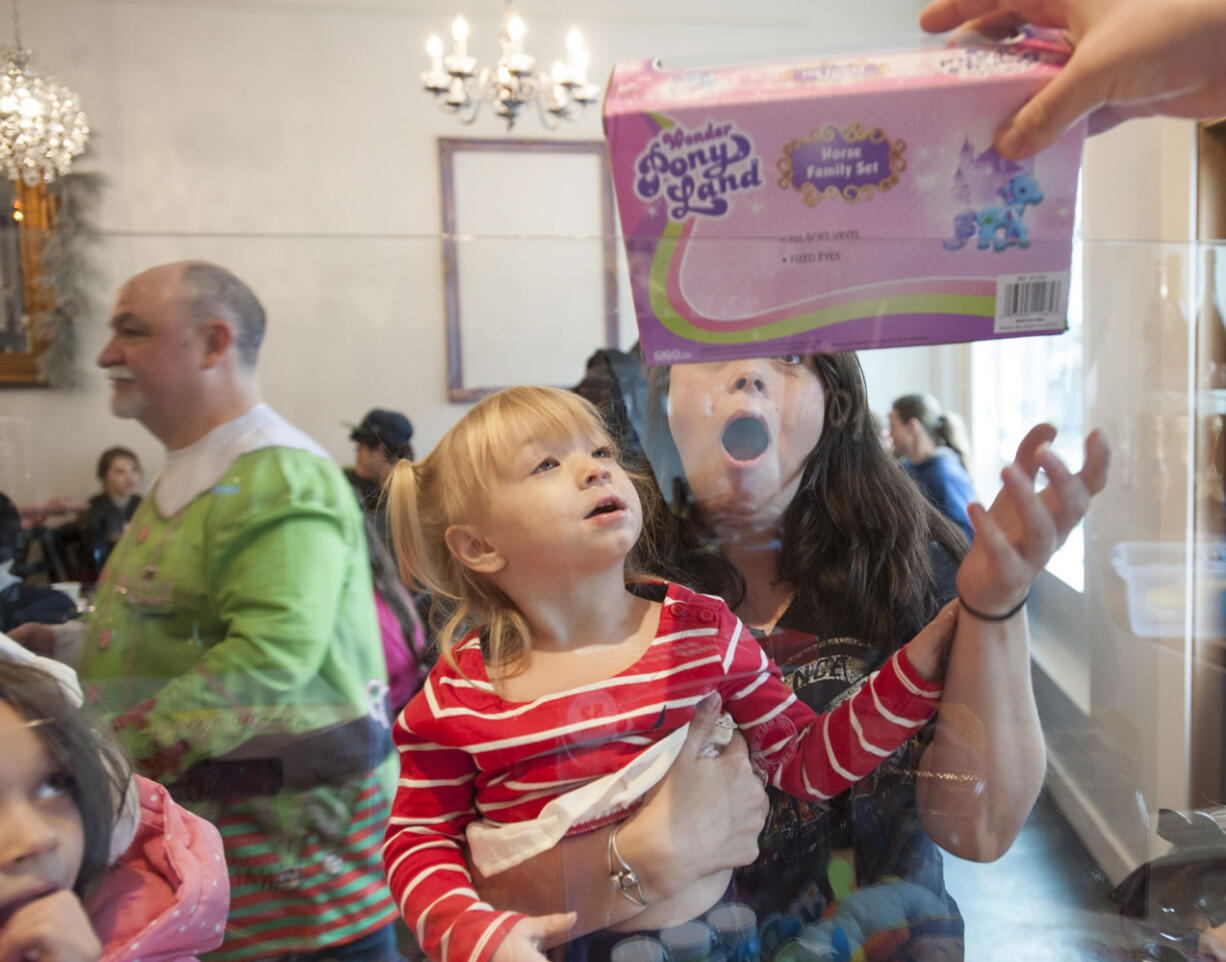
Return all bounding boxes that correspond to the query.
[1109,540,1226,638]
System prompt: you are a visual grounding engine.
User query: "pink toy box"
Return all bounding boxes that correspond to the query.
[602,37,1086,365]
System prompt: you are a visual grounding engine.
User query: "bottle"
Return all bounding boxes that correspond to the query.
[1143,256,1191,396]
[1135,257,1192,538]
[611,935,669,962]
[1199,247,1226,390]
[661,920,725,962]
[707,903,761,962]
[1196,246,1226,532]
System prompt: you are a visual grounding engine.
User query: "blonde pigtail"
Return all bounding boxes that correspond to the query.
[386,457,474,670]
[386,459,430,595]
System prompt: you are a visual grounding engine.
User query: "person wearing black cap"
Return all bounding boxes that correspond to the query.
[344,408,430,713]
[349,408,414,489]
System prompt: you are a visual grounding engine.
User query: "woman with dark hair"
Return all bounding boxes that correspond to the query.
[472,352,1108,961]
[81,447,143,577]
[889,392,978,541]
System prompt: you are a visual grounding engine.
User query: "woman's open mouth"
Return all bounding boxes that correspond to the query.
[721,416,770,462]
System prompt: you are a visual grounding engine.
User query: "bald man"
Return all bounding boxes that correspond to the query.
[15,262,399,961]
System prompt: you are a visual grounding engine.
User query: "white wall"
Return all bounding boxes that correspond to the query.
[0,0,942,505]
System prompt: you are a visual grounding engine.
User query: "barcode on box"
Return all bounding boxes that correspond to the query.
[994,272,1069,334]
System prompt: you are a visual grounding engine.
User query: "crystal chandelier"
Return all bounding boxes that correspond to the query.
[422,2,599,130]
[0,0,89,186]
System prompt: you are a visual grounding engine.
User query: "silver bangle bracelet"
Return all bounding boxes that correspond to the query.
[607,823,647,907]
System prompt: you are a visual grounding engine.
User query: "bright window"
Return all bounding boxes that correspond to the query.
[969,177,1085,591]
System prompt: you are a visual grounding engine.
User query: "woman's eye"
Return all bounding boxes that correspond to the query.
[776,354,803,366]
[593,446,613,459]
[532,457,559,474]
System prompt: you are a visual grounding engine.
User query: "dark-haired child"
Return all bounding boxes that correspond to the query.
[0,640,229,962]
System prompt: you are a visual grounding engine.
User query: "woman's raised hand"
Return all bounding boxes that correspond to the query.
[955,425,1109,616]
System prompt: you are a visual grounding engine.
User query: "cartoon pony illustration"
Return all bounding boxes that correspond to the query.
[943,171,1044,252]
[998,172,1044,248]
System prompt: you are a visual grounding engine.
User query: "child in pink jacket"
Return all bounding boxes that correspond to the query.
[0,636,230,962]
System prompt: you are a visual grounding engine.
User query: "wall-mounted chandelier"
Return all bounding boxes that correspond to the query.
[0,0,89,185]
[422,1,599,130]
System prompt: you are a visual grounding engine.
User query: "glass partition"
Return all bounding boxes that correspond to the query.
[0,3,1224,961]
[3,226,1223,962]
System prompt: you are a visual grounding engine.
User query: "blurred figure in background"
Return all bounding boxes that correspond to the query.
[890,393,978,542]
[81,446,143,575]
[0,491,77,630]
[347,408,415,520]
[871,410,895,455]
[344,408,430,714]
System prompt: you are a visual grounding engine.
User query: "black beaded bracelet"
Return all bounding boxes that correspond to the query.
[957,592,1029,622]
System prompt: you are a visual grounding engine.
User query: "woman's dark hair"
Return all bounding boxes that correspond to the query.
[645,353,968,651]
[96,446,141,483]
[0,660,130,898]
[892,392,972,470]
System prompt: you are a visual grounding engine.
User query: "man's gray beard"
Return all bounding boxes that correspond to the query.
[110,388,146,420]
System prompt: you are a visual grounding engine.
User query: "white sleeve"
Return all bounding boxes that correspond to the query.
[51,619,88,671]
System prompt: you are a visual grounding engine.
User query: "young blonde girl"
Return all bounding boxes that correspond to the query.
[381,386,958,962]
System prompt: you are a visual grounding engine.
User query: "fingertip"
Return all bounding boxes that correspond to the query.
[1082,429,1112,488]
[918,6,945,33]
[997,91,1063,160]
[1035,442,1065,474]
[698,691,721,714]
[995,122,1030,160]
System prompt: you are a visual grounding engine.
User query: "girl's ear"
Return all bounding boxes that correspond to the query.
[445,524,506,574]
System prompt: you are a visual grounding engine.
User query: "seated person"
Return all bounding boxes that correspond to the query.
[0,493,76,631]
[889,393,977,542]
[80,447,142,575]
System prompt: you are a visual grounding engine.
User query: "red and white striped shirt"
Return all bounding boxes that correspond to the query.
[382,583,941,962]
